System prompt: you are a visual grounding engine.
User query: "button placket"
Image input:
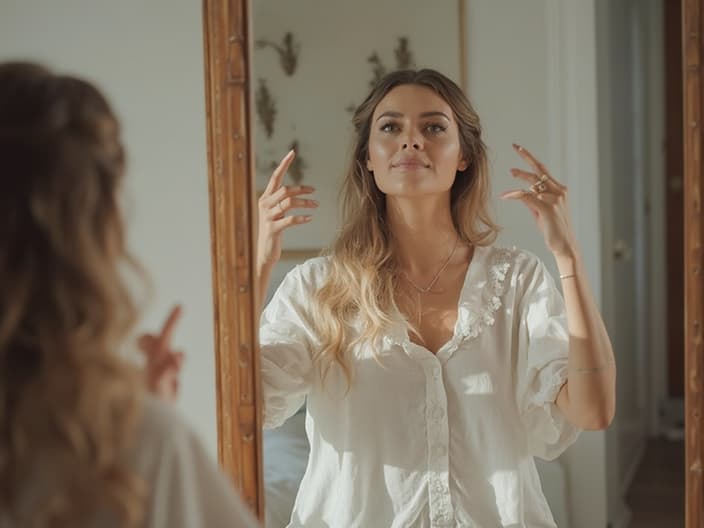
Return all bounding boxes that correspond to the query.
[424,360,454,526]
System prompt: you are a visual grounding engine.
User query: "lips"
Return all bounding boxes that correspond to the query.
[392,159,430,169]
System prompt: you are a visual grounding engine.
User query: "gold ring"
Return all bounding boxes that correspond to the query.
[539,174,549,183]
[531,182,548,194]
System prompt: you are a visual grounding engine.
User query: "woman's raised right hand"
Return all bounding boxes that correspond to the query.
[257,150,318,271]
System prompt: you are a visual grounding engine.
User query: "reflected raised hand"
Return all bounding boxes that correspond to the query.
[257,150,318,271]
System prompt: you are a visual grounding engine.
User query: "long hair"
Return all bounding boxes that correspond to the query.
[311,69,500,386]
[0,62,146,526]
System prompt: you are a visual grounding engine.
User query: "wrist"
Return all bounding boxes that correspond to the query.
[554,249,581,275]
[256,255,275,276]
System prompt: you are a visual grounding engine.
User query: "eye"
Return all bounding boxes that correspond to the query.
[424,123,447,134]
[380,121,400,133]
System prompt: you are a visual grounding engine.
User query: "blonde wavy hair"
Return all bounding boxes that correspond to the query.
[0,63,146,526]
[311,69,500,386]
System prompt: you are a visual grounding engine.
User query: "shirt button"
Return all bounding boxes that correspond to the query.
[433,512,450,523]
[431,406,444,420]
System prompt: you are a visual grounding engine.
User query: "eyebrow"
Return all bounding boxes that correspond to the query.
[375,111,451,121]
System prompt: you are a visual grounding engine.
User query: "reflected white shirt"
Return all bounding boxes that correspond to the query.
[260,245,580,528]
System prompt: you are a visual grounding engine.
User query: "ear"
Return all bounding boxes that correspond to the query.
[458,158,468,172]
[366,159,374,172]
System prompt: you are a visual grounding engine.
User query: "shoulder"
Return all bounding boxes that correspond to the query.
[479,244,543,275]
[278,255,332,294]
[127,397,259,527]
[291,256,331,281]
[129,396,202,468]
[478,244,552,295]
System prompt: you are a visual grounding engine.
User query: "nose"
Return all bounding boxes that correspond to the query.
[402,129,424,150]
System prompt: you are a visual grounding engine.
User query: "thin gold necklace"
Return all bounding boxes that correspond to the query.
[403,235,459,294]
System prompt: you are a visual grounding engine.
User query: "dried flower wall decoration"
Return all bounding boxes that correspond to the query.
[255,32,300,76]
[256,78,276,138]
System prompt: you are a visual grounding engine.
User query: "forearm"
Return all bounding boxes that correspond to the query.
[554,251,616,430]
[257,262,274,320]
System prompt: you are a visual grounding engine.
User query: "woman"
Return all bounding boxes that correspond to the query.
[257,69,615,527]
[0,62,258,527]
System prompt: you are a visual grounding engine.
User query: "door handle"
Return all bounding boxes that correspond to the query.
[613,239,633,261]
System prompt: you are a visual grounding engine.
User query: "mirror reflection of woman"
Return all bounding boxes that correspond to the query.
[257,69,615,527]
[0,62,258,528]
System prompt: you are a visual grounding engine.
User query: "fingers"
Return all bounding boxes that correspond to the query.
[263,150,296,195]
[149,349,184,381]
[138,305,183,363]
[509,168,563,196]
[268,183,316,203]
[157,305,182,348]
[500,189,555,216]
[264,195,318,220]
[511,144,567,192]
[147,351,184,403]
[512,143,550,176]
[137,333,155,352]
[509,168,540,185]
[271,214,313,233]
[501,188,555,202]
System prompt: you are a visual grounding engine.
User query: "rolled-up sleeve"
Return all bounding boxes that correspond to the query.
[260,264,321,429]
[515,256,581,460]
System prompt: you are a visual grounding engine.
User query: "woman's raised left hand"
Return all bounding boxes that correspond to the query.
[138,305,185,404]
[500,143,579,258]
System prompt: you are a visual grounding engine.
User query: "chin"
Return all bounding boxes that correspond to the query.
[376,177,453,197]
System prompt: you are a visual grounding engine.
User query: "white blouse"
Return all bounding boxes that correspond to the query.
[3,396,259,528]
[260,245,581,528]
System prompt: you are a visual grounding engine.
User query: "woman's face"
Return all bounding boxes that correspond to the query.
[366,84,467,198]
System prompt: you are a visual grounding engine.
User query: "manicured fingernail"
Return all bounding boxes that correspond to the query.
[510,168,518,175]
[311,200,319,206]
[304,215,313,221]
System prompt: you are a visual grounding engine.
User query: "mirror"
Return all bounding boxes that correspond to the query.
[237,0,697,527]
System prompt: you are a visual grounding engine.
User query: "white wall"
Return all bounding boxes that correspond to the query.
[465,1,613,526]
[0,1,220,456]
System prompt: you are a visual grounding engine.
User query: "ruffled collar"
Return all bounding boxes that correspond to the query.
[455,245,514,339]
[384,245,516,350]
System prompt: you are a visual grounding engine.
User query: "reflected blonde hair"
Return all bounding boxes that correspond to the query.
[0,63,146,526]
[311,69,500,386]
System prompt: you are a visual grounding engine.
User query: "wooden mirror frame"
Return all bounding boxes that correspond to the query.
[201,0,704,523]
[202,0,263,518]
[683,2,704,525]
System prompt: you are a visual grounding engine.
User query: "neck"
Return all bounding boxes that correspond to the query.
[386,194,459,274]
